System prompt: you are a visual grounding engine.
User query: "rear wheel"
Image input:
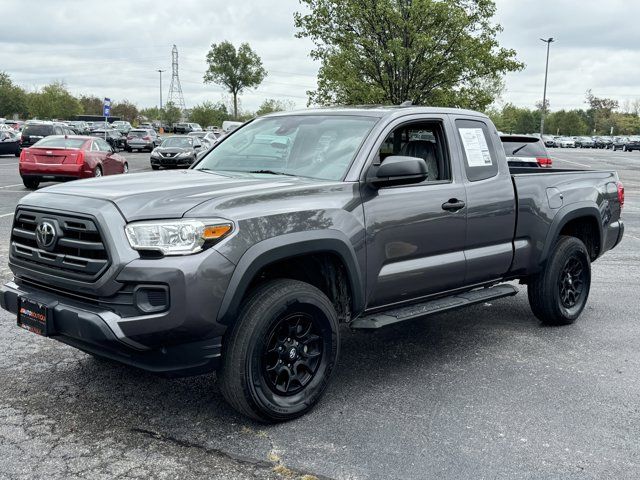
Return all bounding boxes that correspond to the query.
[123,162,129,174]
[94,165,103,178]
[218,279,340,422]
[22,177,39,190]
[528,236,591,326]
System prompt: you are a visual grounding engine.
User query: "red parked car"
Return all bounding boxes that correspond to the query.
[19,135,129,189]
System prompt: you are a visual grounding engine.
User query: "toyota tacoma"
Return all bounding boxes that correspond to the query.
[1,107,625,422]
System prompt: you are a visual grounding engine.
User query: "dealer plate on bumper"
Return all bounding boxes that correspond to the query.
[17,297,55,336]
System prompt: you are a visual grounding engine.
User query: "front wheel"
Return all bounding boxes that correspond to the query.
[528,236,591,326]
[218,279,340,422]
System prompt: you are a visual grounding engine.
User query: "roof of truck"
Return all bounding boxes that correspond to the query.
[265,105,489,119]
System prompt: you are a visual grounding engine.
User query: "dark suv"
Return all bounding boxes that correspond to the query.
[20,122,75,149]
[500,135,553,167]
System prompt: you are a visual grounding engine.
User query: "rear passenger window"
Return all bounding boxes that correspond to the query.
[376,121,451,183]
[455,119,499,182]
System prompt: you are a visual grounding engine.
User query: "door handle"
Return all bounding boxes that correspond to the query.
[441,199,466,212]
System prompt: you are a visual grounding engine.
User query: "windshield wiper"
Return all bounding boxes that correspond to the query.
[247,169,297,177]
[510,144,528,155]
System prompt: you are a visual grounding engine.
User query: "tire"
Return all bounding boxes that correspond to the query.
[623,145,627,152]
[151,165,160,170]
[528,236,591,326]
[22,177,39,190]
[125,147,132,152]
[218,279,340,422]
[123,162,129,174]
[94,165,103,178]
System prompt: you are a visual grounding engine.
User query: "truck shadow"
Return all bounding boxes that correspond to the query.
[4,292,558,464]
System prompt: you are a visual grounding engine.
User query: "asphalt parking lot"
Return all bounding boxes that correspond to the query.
[0,147,639,479]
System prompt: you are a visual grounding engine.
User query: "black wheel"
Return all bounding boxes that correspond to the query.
[528,236,591,326]
[218,279,340,422]
[623,145,628,152]
[123,162,129,174]
[125,147,132,152]
[22,177,39,190]
[94,165,103,178]
[151,165,160,170]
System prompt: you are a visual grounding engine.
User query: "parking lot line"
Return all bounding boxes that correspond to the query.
[0,183,22,189]
[0,212,15,218]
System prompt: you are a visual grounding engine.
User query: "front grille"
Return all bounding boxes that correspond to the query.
[11,209,110,282]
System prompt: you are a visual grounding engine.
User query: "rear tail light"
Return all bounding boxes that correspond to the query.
[143,136,151,140]
[617,181,625,209]
[19,149,33,163]
[76,150,85,165]
[127,136,133,140]
[536,157,553,168]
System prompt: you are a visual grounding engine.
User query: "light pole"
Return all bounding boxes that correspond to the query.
[539,37,554,136]
[157,69,165,111]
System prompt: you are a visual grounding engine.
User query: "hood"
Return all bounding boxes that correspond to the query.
[39,170,320,221]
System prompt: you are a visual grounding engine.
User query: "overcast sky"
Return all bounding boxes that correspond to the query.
[1,0,638,113]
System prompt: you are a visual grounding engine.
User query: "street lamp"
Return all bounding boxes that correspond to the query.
[156,69,166,111]
[539,37,554,136]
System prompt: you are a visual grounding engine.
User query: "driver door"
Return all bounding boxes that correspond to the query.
[362,116,468,309]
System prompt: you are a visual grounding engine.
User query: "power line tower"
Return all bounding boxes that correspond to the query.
[167,44,186,112]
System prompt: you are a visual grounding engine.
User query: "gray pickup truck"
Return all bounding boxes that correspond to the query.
[1,107,625,422]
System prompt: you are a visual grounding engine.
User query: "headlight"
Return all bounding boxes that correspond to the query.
[125,219,233,255]
[177,151,191,157]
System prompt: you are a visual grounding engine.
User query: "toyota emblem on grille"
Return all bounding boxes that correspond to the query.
[35,221,56,249]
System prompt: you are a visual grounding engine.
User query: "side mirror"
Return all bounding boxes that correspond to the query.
[370,156,428,187]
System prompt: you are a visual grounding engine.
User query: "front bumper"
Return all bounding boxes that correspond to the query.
[4,196,238,376]
[1,279,223,376]
[150,155,194,167]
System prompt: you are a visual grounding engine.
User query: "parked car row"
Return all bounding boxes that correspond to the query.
[540,134,640,150]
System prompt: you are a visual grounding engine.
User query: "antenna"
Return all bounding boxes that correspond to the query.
[167,44,186,112]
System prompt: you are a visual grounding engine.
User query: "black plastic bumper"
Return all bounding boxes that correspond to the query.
[1,280,222,376]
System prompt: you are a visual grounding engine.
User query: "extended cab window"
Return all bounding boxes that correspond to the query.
[376,121,451,182]
[455,119,499,182]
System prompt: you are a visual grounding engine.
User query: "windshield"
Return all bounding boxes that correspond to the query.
[23,125,53,136]
[194,115,378,180]
[501,139,546,157]
[32,137,86,149]
[162,137,193,148]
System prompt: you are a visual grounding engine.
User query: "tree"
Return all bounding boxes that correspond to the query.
[294,0,523,109]
[139,106,160,122]
[112,100,139,123]
[204,41,267,119]
[162,102,182,125]
[189,101,229,127]
[0,72,28,118]
[585,89,618,134]
[27,82,81,119]
[78,95,103,116]
[256,98,295,116]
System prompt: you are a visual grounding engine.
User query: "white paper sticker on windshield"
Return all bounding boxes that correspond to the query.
[459,128,493,167]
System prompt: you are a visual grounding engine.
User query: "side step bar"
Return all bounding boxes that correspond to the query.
[350,284,518,330]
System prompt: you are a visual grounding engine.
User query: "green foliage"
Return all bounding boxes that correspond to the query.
[27,81,81,119]
[139,106,160,122]
[189,101,229,127]
[256,98,295,116]
[78,95,103,116]
[204,41,267,118]
[0,72,28,118]
[294,0,523,109]
[162,102,182,125]
[487,101,640,136]
[112,100,139,123]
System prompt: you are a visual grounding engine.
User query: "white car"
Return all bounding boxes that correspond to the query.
[556,137,576,148]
